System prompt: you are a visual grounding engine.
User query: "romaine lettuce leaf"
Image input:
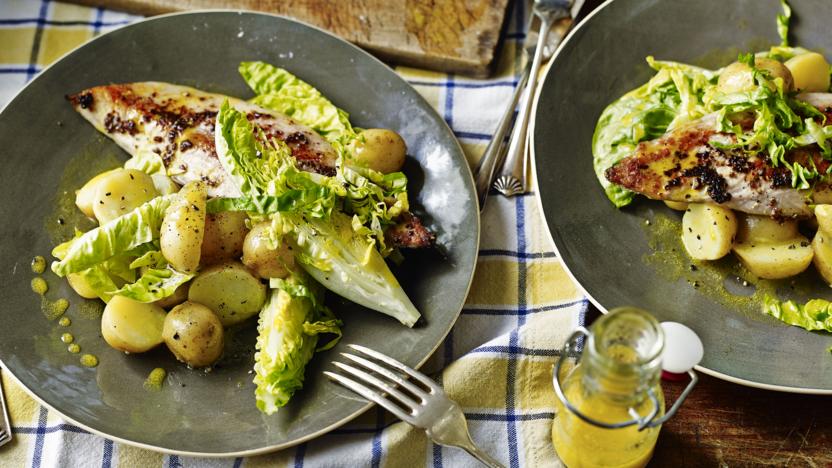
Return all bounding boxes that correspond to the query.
[109,250,193,303]
[284,210,421,327]
[239,61,356,143]
[763,296,832,332]
[254,273,341,415]
[593,58,715,207]
[51,195,175,277]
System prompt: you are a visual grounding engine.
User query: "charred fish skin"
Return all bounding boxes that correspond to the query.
[67,82,435,249]
[66,82,338,198]
[604,113,831,219]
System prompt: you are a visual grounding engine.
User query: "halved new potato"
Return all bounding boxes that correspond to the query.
[92,169,158,224]
[733,237,813,279]
[815,205,832,236]
[160,181,207,273]
[75,169,120,218]
[681,203,737,260]
[187,261,266,326]
[785,52,831,92]
[736,214,799,244]
[812,230,832,285]
[101,295,166,353]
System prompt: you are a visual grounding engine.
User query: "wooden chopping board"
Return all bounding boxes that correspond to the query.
[65,0,512,77]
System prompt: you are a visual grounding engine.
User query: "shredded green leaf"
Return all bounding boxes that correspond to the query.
[777,0,792,47]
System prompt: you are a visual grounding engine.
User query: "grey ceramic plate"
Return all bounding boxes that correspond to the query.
[0,12,479,455]
[533,0,832,393]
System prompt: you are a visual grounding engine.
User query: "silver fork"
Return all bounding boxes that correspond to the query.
[492,0,581,197]
[325,344,504,468]
[0,367,13,448]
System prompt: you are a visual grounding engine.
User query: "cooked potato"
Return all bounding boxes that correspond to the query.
[200,211,249,267]
[160,181,207,273]
[75,169,120,218]
[351,129,407,174]
[736,214,799,244]
[92,169,158,224]
[681,203,737,260]
[815,205,832,236]
[101,295,166,353]
[717,57,794,94]
[67,272,101,299]
[154,281,190,309]
[812,230,832,284]
[187,261,266,326]
[242,223,295,279]
[664,200,689,211]
[785,52,831,92]
[163,301,224,367]
[733,237,813,279]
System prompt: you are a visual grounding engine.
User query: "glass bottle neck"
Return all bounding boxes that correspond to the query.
[580,308,664,403]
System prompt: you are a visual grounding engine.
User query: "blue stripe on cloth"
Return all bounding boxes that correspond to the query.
[463,299,588,317]
[0,66,40,74]
[101,438,114,468]
[168,455,181,468]
[443,74,455,128]
[506,195,528,468]
[453,130,490,140]
[30,406,48,468]
[29,0,50,81]
[443,329,454,365]
[466,412,555,422]
[408,79,519,89]
[0,18,129,27]
[370,407,384,468]
[432,443,443,468]
[471,345,561,357]
[293,442,307,468]
[92,7,104,35]
[12,423,88,434]
[232,457,243,468]
[478,249,557,259]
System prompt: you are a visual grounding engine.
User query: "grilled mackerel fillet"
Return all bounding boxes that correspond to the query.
[605,93,832,218]
[67,82,433,248]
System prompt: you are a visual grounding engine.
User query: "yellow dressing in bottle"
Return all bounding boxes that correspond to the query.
[552,308,666,468]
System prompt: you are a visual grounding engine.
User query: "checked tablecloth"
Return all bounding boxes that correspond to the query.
[0,1,588,466]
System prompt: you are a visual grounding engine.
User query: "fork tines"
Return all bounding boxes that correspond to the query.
[324,344,438,424]
[0,429,9,446]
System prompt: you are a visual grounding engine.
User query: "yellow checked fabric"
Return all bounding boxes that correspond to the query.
[0,1,587,467]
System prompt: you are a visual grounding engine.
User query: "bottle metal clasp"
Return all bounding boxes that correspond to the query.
[552,327,699,431]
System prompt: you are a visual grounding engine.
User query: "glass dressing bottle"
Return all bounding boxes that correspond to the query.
[551,307,699,468]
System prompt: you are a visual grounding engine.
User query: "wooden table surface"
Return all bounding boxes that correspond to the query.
[584,307,832,466]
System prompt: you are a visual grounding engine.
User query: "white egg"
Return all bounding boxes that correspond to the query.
[660,322,704,374]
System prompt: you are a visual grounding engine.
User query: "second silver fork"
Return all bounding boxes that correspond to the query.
[326,344,504,468]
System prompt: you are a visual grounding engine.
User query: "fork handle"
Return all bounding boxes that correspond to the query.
[472,60,532,210]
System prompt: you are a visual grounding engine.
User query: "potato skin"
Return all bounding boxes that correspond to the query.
[163,301,224,367]
[242,223,295,280]
[351,129,407,174]
[187,261,267,326]
[200,211,249,267]
[160,181,207,273]
[718,57,794,94]
[736,214,799,244]
[812,230,832,285]
[101,295,166,353]
[154,281,190,309]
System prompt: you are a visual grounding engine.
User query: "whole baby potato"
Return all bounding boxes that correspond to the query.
[163,301,224,368]
[351,129,407,174]
[187,261,267,326]
[717,57,794,94]
[242,223,295,280]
